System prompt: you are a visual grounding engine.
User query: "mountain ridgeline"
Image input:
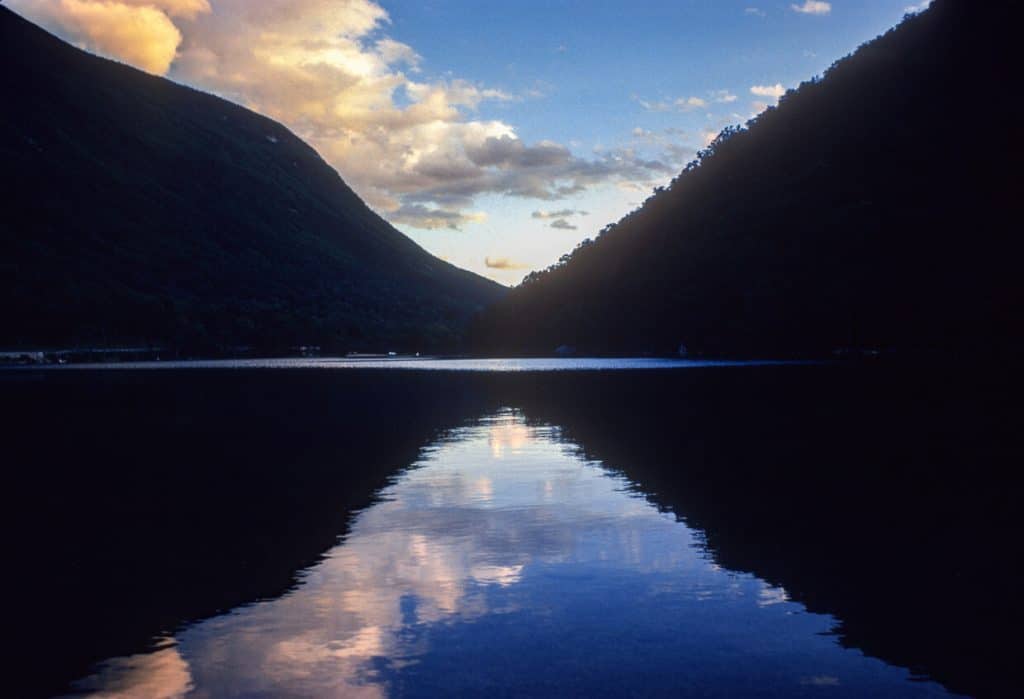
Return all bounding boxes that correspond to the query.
[473,0,1021,357]
[0,6,504,353]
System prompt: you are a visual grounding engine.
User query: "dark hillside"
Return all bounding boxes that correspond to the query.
[0,6,504,352]
[473,0,1021,357]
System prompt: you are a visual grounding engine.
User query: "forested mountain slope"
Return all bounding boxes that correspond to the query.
[473,0,1020,357]
[0,6,504,352]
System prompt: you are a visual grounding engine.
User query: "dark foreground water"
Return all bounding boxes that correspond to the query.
[4,362,1019,697]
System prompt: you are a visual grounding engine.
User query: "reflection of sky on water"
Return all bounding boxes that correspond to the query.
[72,411,954,698]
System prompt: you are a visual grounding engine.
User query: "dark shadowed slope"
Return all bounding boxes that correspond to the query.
[473,0,1021,357]
[0,7,504,352]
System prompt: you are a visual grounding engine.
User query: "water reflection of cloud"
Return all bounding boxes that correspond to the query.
[71,412,754,697]
[488,420,531,458]
[800,674,841,686]
[73,643,192,698]
[758,584,791,607]
[470,563,524,587]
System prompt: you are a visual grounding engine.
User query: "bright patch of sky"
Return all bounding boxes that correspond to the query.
[10,0,926,284]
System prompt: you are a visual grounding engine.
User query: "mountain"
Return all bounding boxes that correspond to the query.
[0,6,504,353]
[472,0,1021,358]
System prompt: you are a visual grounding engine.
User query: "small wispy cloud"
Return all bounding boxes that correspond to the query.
[549,219,578,231]
[638,91,735,113]
[484,256,528,270]
[791,1,831,15]
[677,96,707,111]
[745,7,767,17]
[637,98,673,113]
[532,209,588,220]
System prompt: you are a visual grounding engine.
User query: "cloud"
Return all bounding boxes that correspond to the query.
[627,128,696,169]
[532,209,588,220]
[13,0,672,231]
[375,37,421,70]
[484,256,528,270]
[121,0,210,19]
[388,139,673,210]
[745,7,767,17]
[676,96,707,110]
[700,129,721,147]
[904,1,932,13]
[639,91,736,113]
[791,1,831,15]
[638,96,708,113]
[388,204,486,230]
[549,219,577,231]
[10,0,212,74]
[750,83,786,99]
[637,98,673,113]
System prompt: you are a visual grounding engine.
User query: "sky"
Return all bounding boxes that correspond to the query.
[9,0,930,284]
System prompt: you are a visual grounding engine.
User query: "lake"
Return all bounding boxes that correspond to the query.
[4,362,1017,697]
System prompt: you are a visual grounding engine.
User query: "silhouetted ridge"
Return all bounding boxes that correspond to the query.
[0,6,504,352]
[473,0,1021,357]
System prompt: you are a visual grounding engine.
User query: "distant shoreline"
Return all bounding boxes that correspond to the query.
[0,344,967,369]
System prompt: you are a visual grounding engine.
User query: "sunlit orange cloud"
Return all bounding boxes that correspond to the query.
[11,0,211,74]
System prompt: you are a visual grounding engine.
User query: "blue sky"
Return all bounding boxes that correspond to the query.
[379,0,924,282]
[11,0,928,283]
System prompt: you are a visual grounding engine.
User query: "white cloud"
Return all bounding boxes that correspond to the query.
[791,1,831,15]
[904,1,932,13]
[676,96,707,110]
[750,83,786,99]
[744,7,767,17]
[375,37,420,71]
[639,90,736,114]
[638,95,711,113]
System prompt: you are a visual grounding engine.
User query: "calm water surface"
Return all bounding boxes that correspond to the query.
[70,409,953,697]
[33,356,807,371]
